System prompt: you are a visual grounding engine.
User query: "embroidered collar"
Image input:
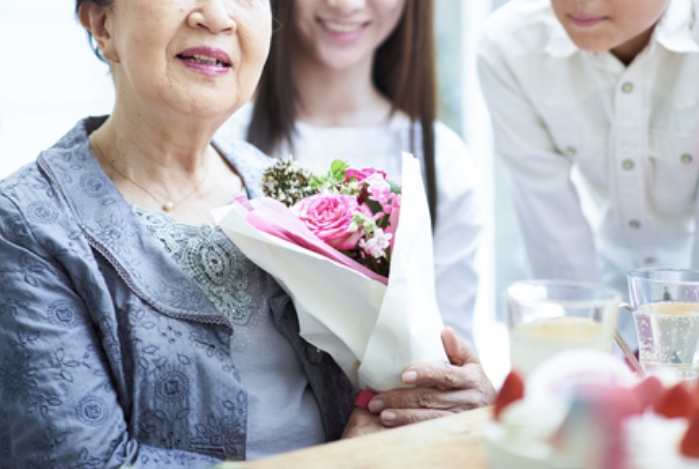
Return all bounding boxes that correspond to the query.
[37,117,269,329]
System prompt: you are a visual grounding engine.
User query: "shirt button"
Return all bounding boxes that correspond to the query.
[629,220,641,229]
[621,82,634,93]
[681,154,693,164]
[565,146,577,156]
[622,160,635,170]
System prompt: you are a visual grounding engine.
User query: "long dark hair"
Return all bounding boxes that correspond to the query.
[248,0,439,226]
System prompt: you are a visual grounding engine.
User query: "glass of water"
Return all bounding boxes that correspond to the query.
[628,268,699,382]
[506,280,621,376]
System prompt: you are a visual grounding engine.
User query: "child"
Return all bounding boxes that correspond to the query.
[478,0,699,346]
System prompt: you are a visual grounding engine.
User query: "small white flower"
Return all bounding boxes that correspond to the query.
[360,228,393,259]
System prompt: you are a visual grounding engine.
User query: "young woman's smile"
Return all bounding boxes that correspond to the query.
[293,0,405,72]
[316,17,370,42]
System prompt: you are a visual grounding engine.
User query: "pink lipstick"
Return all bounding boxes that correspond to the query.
[176,46,231,76]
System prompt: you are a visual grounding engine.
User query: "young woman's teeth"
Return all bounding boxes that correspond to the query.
[324,21,362,34]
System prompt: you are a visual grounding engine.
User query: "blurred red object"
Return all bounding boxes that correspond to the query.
[631,376,664,410]
[681,414,699,458]
[654,383,697,419]
[494,370,525,421]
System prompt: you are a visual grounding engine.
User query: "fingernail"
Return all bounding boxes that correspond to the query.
[382,411,396,423]
[368,399,384,413]
[402,370,418,384]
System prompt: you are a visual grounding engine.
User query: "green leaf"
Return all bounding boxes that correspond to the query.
[330,159,349,179]
[365,199,383,215]
[310,176,325,189]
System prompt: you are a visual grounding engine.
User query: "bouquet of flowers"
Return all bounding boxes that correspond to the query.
[213,153,447,392]
[262,158,400,277]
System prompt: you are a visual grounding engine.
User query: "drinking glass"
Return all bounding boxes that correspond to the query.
[628,268,699,381]
[506,280,621,376]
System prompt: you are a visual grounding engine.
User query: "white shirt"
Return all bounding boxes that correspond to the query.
[220,106,484,348]
[478,0,699,345]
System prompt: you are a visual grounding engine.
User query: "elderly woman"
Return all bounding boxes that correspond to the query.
[0,0,494,467]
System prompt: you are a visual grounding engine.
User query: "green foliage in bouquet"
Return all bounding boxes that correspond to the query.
[309,159,353,193]
[261,156,319,207]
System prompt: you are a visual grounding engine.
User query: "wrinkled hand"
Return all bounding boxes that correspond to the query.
[367,328,496,427]
[341,406,386,439]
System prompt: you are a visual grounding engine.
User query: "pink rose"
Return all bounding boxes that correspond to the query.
[293,193,367,250]
[345,168,387,183]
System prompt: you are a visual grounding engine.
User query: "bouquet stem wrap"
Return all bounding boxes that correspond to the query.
[213,153,447,392]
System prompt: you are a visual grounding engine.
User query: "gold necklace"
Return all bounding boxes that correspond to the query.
[91,136,210,212]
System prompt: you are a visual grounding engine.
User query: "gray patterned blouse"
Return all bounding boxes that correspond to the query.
[0,117,353,468]
[133,207,326,460]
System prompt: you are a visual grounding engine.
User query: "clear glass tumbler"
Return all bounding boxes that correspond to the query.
[628,267,699,382]
[506,279,621,376]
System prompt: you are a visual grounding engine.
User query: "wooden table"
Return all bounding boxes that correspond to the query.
[222,406,492,469]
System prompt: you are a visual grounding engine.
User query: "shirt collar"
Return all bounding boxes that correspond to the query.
[544,17,578,58]
[654,0,699,53]
[545,0,699,59]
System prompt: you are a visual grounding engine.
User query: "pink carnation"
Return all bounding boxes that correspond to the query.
[364,173,392,205]
[293,193,367,250]
[345,168,387,183]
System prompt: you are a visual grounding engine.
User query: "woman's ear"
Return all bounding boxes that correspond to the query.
[78,2,119,63]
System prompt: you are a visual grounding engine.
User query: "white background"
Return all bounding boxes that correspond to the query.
[0,2,115,176]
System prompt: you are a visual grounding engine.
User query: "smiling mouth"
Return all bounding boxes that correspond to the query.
[568,14,608,27]
[176,53,231,68]
[320,19,366,34]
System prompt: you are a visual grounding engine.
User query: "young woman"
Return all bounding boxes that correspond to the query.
[223,0,484,349]
[478,0,699,347]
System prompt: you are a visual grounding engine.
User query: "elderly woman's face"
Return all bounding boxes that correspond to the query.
[94,0,271,118]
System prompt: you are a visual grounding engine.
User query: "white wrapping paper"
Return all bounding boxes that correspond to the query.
[213,153,447,391]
